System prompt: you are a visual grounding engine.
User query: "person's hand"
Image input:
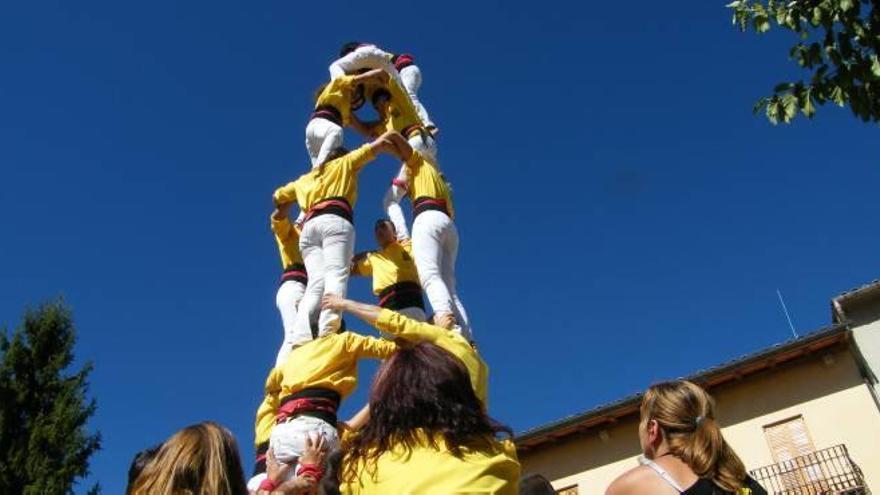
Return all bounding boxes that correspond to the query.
[322,294,347,312]
[265,448,293,486]
[299,434,327,467]
[272,204,291,221]
[433,312,456,330]
[374,69,391,85]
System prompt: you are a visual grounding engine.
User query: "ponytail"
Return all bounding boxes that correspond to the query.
[642,381,748,492]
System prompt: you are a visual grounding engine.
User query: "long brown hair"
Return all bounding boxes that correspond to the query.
[129,421,248,495]
[341,342,511,482]
[641,381,747,492]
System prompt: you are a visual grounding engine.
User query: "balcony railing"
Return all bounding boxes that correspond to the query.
[750,444,870,495]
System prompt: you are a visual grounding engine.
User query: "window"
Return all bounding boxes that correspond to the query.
[556,485,578,495]
[764,415,815,462]
[763,415,827,491]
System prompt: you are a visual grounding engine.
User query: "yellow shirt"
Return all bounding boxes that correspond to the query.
[254,332,398,446]
[352,239,419,295]
[375,309,486,406]
[273,144,375,210]
[340,431,520,495]
[381,78,424,134]
[270,216,302,268]
[315,75,356,126]
[405,151,455,219]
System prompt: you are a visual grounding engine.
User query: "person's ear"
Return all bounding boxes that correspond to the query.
[648,419,661,444]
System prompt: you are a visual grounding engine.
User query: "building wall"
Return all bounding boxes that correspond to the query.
[519,347,880,494]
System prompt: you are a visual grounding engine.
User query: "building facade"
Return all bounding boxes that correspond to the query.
[516,281,880,494]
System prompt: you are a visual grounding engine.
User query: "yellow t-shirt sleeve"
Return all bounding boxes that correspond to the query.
[316,75,354,106]
[273,180,299,206]
[344,332,399,359]
[270,216,292,237]
[352,252,372,276]
[254,368,282,447]
[345,143,376,172]
[375,308,445,344]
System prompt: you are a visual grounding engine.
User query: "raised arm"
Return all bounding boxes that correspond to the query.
[342,332,398,359]
[351,68,391,86]
[273,183,299,207]
[350,252,372,277]
[323,295,446,344]
[329,45,396,80]
[385,131,414,161]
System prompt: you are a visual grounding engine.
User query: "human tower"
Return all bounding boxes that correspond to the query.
[249,42,483,491]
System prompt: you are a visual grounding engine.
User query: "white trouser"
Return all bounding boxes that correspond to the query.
[270,416,340,464]
[398,306,427,322]
[411,210,471,339]
[399,65,434,128]
[305,118,343,168]
[294,215,355,343]
[275,280,306,367]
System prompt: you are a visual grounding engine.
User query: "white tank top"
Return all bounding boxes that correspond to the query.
[638,455,685,493]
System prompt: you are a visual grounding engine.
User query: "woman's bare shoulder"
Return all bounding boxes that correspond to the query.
[606,465,671,495]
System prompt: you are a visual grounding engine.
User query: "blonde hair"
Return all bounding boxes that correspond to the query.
[129,421,248,495]
[641,381,747,493]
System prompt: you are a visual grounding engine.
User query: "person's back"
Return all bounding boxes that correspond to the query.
[343,430,519,494]
[337,342,519,494]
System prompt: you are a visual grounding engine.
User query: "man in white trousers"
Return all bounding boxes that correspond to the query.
[382,131,471,340]
[306,68,389,168]
[273,131,400,342]
[270,203,310,367]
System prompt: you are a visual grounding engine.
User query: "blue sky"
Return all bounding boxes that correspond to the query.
[1,1,878,493]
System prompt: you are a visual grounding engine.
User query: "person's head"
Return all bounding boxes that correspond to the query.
[373,219,396,248]
[342,342,511,480]
[370,88,391,115]
[519,473,556,495]
[126,444,161,494]
[639,380,747,492]
[128,421,248,495]
[338,42,362,58]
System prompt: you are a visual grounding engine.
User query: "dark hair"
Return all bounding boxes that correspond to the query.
[374,219,395,231]
[317,449,344,495]
[126,444,161,494]
[370,88,391,107]
[339,42,362,58]
[342,342,512,481]
[519,474,556,495]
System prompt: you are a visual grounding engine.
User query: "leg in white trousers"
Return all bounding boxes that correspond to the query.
[294,215,355,343]
[382,133,439,232]
[305,118,344,168]
[412,210,472,340]
[399,65,434,128]
[274,280,306,367]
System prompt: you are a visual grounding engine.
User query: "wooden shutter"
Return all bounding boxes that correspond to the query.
[764,415,814,462]
[763,416,828,491]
